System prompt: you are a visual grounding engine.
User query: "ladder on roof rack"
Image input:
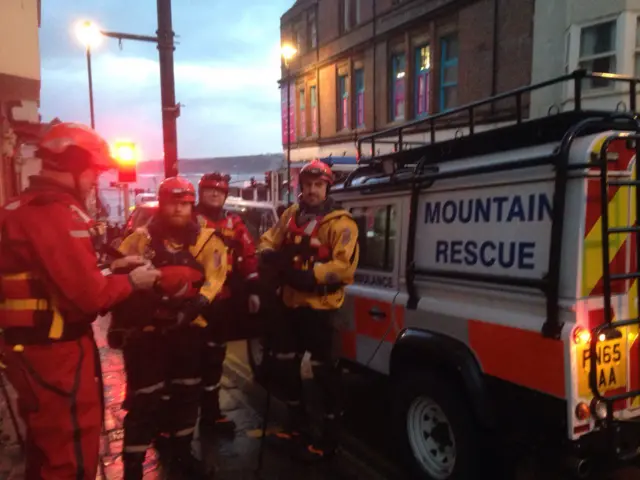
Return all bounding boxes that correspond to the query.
[356,69,640,164]
[589,130,640,424]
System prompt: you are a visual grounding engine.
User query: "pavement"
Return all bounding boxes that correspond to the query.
[0,318,386,480]
[1,316,639,479]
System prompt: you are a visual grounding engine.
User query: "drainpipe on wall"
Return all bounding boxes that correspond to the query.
[372,0,377,142]
[491,0,499,114]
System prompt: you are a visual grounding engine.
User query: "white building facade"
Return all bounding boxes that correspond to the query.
[531,0,640,116]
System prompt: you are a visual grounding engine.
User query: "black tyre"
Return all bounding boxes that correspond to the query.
[393,371,484,480]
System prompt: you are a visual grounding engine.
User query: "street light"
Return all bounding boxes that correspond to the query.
[281,43,297,205]
[74,20,103,130]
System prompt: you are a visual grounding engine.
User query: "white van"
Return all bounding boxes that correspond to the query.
[248,70,640,479]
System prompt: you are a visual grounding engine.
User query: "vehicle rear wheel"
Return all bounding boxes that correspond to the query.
[393,371,484,480]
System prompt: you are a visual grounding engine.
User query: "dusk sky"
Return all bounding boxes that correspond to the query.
[39,0,292,160]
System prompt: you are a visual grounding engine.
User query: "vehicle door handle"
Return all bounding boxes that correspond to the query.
[368,306,387,320]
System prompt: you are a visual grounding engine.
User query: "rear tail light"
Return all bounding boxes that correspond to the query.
[574,327,591,345]
[575,402,591,421]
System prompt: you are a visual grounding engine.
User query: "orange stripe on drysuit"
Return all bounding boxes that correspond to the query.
[468,320,565,398]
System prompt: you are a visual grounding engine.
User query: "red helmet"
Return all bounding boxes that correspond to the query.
[199,172,230,195]
[299,160,334,185]
[38,122,115,172]
[158,176,196,204]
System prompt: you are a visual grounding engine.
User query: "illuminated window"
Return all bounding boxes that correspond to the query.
[338,73,349,130]
[354,68,365,128]
[298,87,306,138]
[310,85,318,135]
[414,45,431,118]
[390,53,406,121]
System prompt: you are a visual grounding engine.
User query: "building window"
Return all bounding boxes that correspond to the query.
[338,73,349,130]
[439,35,458,112]
[354,68,365,128]
[307,10,317,50]
[340,0,360,33]
[293,21,304,54]
[414,45,431,118]
[579,20,616,89]
[390,53,406,122]
[350,204,397,272]
[298,87,306,139]
[310,85,318,135]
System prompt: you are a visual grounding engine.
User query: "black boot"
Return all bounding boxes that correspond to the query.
[170,436,210,479]
[122,452,146,480]
[200,414,237,438]
[264,402,309,453]
[201,390,236,438]
[295,414,340,463]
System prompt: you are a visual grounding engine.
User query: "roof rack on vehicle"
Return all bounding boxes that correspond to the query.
[356,69,640,166]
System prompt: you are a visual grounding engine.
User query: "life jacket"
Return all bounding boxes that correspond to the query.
[108,224,207,349]
[281,213,333,272]
[197,213,243,299]
[147,231,206,305]
[0,191,98,345]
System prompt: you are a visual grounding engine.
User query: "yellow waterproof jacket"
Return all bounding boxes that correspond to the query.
[118,225,228,326]
[259,203,359,310]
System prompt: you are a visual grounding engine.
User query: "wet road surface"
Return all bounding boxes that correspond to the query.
[0,316,639,479]
[0,317,385,480]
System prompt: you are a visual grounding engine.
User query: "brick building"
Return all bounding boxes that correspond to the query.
[0,0,44,204]
[279,0,535,183]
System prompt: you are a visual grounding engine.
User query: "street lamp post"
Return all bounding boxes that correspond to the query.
[281,44,297,205]
[74,0,179,180]
[86,47,95,129]
[75,21,103,219]
[75,21,103,129]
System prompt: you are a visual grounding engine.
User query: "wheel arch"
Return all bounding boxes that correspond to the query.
[390,327,495,429]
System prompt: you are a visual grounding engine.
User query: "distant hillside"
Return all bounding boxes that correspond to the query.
[137,154,284,175]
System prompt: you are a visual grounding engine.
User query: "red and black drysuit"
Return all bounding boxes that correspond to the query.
[112,217,224,480]
[196,205,259,432]
[0,177,134,480]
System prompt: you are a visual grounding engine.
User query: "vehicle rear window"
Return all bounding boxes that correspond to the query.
[225,207,275,241]
[132,207,156,230]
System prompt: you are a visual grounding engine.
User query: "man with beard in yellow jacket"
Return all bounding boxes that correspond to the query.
[259,160,359,462]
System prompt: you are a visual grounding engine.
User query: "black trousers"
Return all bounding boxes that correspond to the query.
[200,297,233,421]
[122,325,203,463]
[269,307,342,442]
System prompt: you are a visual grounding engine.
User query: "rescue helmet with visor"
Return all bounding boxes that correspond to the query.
[199,172,231,196]
[157,176,196,204]
[37,121,116,174]
[299,159,334,185]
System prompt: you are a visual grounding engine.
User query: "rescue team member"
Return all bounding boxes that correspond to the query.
[0,122,161,480]
[117,176,227,479]
[195,172,260,436]
[259,160,359,461]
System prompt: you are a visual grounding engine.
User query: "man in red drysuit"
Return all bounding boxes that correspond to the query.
[0,122,161,480]
[195,172,260,436]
